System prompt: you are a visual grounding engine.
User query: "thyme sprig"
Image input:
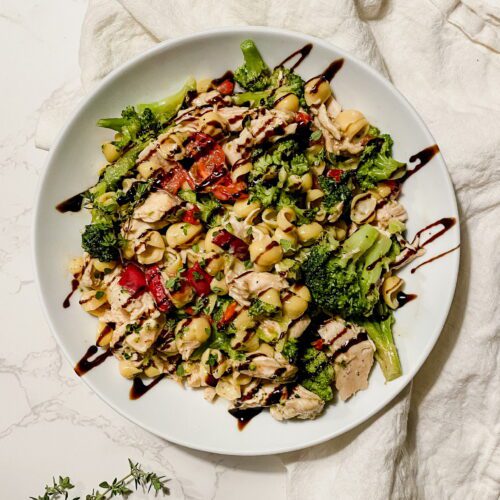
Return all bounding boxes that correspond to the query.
[31,459,169,500]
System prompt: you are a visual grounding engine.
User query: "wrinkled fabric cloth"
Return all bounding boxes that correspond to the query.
[35,1,500,498]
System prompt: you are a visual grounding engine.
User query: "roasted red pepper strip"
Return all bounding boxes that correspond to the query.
[218,301,238,328]
[118,263,147,297]
[181,206,201,225]
[209,174,248,202]
[186,132,227,188]
[326,169,343,182]
[295,112,312,125]
[311,338,324,350]
[217,79,234,95]
[185,262,212,297]
[157,164,194,194]
[212,229,249,260]
[145,265,172,312]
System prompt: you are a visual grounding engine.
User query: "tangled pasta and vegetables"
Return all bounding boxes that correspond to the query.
[69,40,414,421]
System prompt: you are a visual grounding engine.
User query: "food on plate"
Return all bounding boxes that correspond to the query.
[64,39,418,422]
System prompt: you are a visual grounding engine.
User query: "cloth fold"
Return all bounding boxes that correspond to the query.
[35,1,500,498]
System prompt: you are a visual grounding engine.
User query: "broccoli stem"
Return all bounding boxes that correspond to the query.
[232,90,271,107]
[339,224,380,267]
[136,77,196,121]
[240,39,269,77]
[96,117,127,132]
[363,315,402,381]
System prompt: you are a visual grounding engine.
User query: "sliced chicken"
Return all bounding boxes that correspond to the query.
[223,109,295,166]
[232,381,289,410]
[287,315,311,339]
[217,106,254,132]
[334,339,375,401]
[376,200,408,230]
[237,354,297,382]
[227,271,288,307]
[270,385,325,421]
[133,190,181,223]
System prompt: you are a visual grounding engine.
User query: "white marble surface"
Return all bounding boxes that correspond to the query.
[0,1,286,498]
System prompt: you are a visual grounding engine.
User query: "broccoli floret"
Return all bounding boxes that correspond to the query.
[81,223,121,262]
[302,225,392,319]
[234,40,271,91]
[248,298,278,318]
[362,313,402,381]
[233,45,305,106]
[281,338,299,364]
[299,347,334,401]
[318,172,353,210]
[196,195,221,225]
[268,67,306,106]
[249,183,279,207]
[356,134,405,189]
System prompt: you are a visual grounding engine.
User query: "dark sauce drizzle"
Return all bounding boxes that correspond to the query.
[63,277,80,308]
[403,145,440,181]
[229,407,263,431]
[56,190,86,213]
[74,345,112,376]
[306,58,345,93]
[130,374,166,400]
[397,292,417,307]
[410,244,460,274]
[275,43,313,70]
[211,70,234,86]
[415,217,456,247]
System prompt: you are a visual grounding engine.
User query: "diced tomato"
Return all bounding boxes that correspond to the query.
[145,265,172,312]
[181,206,201,225]
[326,168,343,182]
[295,112,312,125]
[185,262,212,297]
[217,79,234,95]
[158,165,194,194]
[209,174,248,202]
[218,301,238,328]
[212,229,249,260]
[311,338,324,350]
[186,133,227,188]
[118,263,147,297]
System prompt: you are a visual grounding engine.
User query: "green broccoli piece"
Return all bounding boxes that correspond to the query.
[281,338,299,364]
[197,195,221,225]
[362,313,402,381]
[318,172,353,210]
[81,222,121,262]
[233,45,305,106]
[234,40,271,91]
[299,347,334,401]
[249,183,279,207]
[248,298,278,318]
[136,77,196,124]
[302,225,392,319]
[356,134,405,189]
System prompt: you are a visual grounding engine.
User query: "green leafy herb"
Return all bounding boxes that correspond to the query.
[31,460,169,500]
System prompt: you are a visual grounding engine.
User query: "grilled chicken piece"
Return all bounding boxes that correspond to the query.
[227,271,288,307]
[223,109,294,165]
[217,106,254,132]
[334,340,375,401]
[270,385,325,421]
[237,354,297,382]
[318,318,375,401]
[376,200,407,230]
[288,315,311,339]
[232,381,288,410]
[133,191,181,223]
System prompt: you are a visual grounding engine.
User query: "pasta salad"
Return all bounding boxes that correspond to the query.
[66,39,415,422]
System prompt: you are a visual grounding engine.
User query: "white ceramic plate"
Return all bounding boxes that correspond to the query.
[34,27,460,455]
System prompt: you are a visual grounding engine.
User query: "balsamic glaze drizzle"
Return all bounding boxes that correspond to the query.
[130,374,166,400]
[275,43,313,70]
[74,345,112,376]
[410,244,460,274]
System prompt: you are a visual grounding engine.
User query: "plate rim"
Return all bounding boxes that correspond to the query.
[32,25,460,456]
